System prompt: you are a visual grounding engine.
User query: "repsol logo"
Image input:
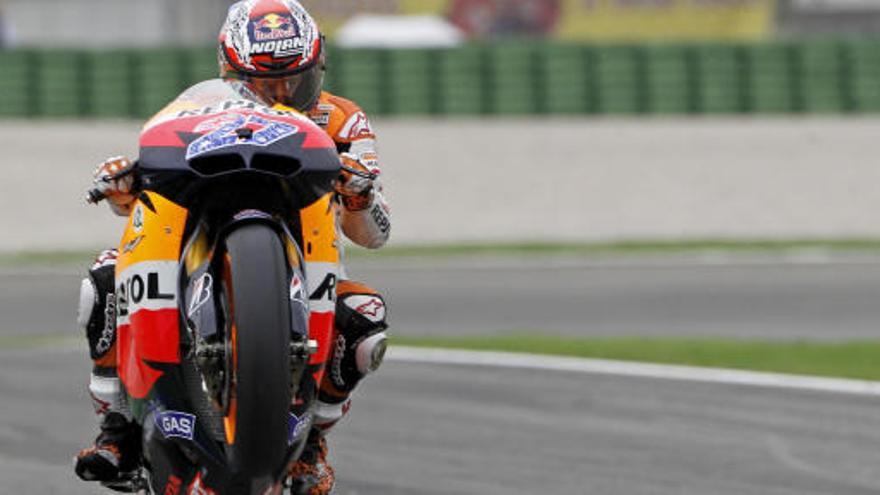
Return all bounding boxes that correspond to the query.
[117,272,175,317]
[371,204,390,234]
[175,100,299,119]
[309,273,337,302]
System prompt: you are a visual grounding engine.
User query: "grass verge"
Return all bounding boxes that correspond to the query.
[393,335,880,381]
[6,238,880,267]
[345,238,880,258]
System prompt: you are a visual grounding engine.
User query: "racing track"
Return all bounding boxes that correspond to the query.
[2,257,880,493]
[3,345,880,494]
[10,254,880,341]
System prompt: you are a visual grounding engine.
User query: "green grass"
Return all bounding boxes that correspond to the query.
[393,335,880,381]
[347,238,880,258]
[5,238,880,266]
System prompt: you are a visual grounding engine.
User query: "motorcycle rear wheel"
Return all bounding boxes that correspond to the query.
[223,223,292,478]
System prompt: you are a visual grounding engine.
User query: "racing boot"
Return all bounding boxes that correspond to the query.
[75,249,141,483]
[289,431,335,495]
[74,411,142,482]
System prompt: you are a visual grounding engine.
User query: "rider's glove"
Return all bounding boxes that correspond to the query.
[92,156,136,217]
[335,153,377,212]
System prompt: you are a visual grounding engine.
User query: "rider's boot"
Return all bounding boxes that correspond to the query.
[74,249,141,482]
[74,411,142,482]
[289,431,335,495]
[288,280,389,494]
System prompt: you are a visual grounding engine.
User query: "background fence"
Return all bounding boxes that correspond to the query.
[3,39,880,118]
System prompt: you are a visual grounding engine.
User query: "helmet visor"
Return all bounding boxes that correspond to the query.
[247,64,324,112]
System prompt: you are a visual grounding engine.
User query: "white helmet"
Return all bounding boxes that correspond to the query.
[218,0,325,111]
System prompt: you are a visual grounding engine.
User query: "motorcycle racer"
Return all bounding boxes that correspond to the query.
[74,1,391,493]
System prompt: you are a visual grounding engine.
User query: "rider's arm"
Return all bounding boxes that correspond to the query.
[332,108,391,249]
[336,136,391,249]
[339,182,391,249]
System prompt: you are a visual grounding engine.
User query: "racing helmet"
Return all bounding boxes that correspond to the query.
[219,0,325,112]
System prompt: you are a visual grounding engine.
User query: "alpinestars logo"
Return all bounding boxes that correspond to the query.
[331,334,347,389]
[356,299,384,318]
[95,293,116,356]
[345,294,386,323]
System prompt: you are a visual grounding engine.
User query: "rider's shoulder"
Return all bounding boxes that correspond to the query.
[317,91,365,117]
[312,91,375,143]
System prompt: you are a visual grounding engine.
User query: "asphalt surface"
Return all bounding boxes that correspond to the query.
[8,255,880,341]
[357,255,880,341]
[3,345,880,494]
[3,257,880,494]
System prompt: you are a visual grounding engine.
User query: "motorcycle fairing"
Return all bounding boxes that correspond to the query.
[137,105,340,212]
[299,193,340,386]
[116,192,188,409]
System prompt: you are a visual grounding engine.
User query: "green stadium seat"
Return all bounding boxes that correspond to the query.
[37,50,84,117]
[387,49,433,115]
[488,43,538,115]
[593,45,641,114]
[0,51,31,117]
[747,42,795,113]
[695,45,744,114]
[842,39,880,111]
[437,45,486,115]
[542,43,591,114]
[88,50,135,118]
[3,40,880,119]
[644,45,690,114]
[798,41,845,113]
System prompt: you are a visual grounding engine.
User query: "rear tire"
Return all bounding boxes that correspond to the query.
[224,223,292,477]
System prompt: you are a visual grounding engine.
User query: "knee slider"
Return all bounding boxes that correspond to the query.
[79,250,118,363]
[355,332,388,376]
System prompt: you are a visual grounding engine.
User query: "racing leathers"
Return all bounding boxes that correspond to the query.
[75,79,391,484]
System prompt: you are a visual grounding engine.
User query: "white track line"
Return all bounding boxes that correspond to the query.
[389,346,880,397]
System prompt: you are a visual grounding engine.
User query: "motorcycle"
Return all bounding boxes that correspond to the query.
[87,101,362,494]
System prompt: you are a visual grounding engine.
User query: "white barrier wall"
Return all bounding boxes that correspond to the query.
[4,0,228,47]
[3,118,880,252]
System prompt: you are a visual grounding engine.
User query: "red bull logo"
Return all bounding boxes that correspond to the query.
[253,13,298,41]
